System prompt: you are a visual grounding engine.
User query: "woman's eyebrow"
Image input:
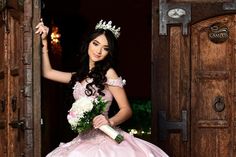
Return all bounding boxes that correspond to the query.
[93,39,100,43]
[93,39,109,47]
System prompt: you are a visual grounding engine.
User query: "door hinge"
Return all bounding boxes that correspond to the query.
[158,110,188,141]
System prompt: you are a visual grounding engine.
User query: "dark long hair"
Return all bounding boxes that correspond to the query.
[70,29,118,96]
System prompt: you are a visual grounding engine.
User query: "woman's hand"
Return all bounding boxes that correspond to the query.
[35,19,49,41]
[93,114,110,129]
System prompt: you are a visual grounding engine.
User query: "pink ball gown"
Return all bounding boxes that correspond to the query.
[46,77,169,157]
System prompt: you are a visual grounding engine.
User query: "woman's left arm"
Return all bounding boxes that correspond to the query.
[106,68,132,126]
[108,85,132,126]
[93,68,132,128]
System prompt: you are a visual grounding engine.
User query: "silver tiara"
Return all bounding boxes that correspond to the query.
[95,20,121,38]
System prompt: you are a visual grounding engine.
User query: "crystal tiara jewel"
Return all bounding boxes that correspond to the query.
[95,20,121,38]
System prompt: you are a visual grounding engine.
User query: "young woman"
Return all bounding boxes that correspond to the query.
[35,19,168,157]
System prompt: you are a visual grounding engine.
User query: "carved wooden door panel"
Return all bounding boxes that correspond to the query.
[0,8,25,157]
[8,9,25,157]
[191,15,235,157]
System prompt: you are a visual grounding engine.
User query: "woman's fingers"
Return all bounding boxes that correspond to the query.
[35,18,44,28]
[35,25,48,33]
[35,22,43,29]
[93,115,109,128]
[35,18,48,34]
[35,27,43,34]
[35,21,49,40]
[35,19,48,45]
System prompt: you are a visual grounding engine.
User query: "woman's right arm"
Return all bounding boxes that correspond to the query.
[36,21,73,83]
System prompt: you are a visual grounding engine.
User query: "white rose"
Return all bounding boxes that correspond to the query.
[68,118,78,127]
[67,97,94,126]
[72,97,93,112]
[69,97,94,118]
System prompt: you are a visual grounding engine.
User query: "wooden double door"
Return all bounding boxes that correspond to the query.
[152,7,236,156]
[0,7,25,157]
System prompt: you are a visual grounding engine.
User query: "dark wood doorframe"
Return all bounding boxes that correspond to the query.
[21,0,42,156]
[32,0,41,156]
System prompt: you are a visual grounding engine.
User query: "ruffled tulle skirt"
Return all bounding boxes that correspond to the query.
[46,129,169,157]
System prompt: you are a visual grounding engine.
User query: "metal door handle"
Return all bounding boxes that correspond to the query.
[9,120,25,130]
[9,119,26,142]
[213,96,225,112]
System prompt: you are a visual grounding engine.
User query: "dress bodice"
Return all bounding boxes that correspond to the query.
[72,77,126,115]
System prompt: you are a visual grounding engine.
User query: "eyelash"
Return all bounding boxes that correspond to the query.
[104,48,109,51]
[92,42,109,51]
[93,42,98,46]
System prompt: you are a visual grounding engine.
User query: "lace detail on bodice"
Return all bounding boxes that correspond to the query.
[73,77,125,114]
[72,77,126,115]
[105,77,126,87]
[73,77,125,100]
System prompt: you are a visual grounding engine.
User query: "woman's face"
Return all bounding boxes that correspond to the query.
[88,34,109,67]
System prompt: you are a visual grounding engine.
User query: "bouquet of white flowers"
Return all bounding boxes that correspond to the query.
[67,96,124,143]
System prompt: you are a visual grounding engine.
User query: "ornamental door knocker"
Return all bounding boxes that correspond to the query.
[208,22,229,44]
[213,96,225,112]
